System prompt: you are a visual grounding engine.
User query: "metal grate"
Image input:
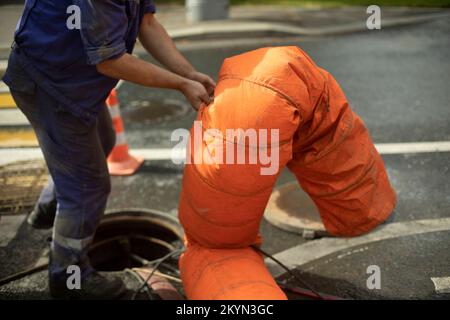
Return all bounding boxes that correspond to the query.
[0,160,48,215]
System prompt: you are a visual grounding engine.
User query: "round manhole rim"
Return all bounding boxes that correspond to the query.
[89,208,184,272]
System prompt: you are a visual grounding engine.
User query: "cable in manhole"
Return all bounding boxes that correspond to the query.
[0,160,49,215]
[122,99,191,124]
[88,209,184,272]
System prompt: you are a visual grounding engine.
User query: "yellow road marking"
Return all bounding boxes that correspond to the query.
[0,130,38,147]
[0,93,16,108]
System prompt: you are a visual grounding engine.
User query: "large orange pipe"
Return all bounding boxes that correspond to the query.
[178,46,396,300]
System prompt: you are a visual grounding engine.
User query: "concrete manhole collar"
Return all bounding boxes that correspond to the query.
[264,181,328,239]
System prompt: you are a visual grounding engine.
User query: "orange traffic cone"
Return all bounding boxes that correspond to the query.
[106,89,144,176]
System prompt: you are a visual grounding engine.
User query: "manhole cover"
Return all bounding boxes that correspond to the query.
[0,160,48,215]
[264,182,328,239]
[89,209,184,272]
[122,99,190,124]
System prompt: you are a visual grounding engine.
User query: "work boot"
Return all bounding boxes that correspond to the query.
[27,201,57,229]
[49,271,126,300]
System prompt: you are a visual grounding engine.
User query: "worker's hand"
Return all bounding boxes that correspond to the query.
[186,71,216,96]
[180,79,212,111]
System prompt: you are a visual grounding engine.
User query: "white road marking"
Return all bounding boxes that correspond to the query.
[431,277,450,294]
[266,218,450,278]
[0,148,43,166]
[0,80,10,93]
[0,109,29,126]
[1,141,450,166]
[0,59,7,73]
[375,141,450,154]
[134,148,184,161]
[0,147,185,166]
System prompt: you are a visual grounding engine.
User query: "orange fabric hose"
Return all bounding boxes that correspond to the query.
[178,46,396,300]
[179,244,287,300]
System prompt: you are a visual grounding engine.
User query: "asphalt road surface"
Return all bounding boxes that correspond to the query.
[1,17,449,299]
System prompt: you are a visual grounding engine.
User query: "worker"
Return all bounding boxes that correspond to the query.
[178,46,396,300]
[3,0,215,299]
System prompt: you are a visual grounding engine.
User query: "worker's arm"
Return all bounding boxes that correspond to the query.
[74,0,211,110]
[96,53,210,110]
[138,13,216,95]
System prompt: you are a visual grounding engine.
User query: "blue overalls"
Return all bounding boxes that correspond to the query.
[2,0,156,282]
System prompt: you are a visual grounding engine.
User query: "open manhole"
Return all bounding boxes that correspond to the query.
[0,160,49,215]
[122,99,191,124]
[88,209,184,272]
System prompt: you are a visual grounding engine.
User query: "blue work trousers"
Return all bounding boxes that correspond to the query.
[6,51,115,281]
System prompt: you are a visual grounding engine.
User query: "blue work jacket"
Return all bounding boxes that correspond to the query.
[3,0,156,125]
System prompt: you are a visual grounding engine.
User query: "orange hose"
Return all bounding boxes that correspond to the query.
[178,46,396,299]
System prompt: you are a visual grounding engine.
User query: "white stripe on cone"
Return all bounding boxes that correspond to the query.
[108,104,121,119]
[115,132,127,146]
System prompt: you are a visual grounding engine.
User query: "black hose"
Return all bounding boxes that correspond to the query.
[131,249,184,300]
[0,262,48,286]
[251,245,324,300]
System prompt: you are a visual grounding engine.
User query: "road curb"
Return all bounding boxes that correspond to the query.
[267,217,450,278]
[166,12,450,40]
[0,11,449,56]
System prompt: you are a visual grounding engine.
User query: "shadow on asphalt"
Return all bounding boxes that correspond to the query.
[0,216,50,280]
[1,0,24,5]
[284,270,389,300]
[138,162,183,175]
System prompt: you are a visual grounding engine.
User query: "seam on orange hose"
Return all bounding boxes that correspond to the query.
[309,167,394,236]
[311,78,330,119]
[298,156,377,199]
[294,110,355,166]
[294,67,351,164]
[330,207,393,236]
[180,224,216,248]
[211,281,284,300]
[218,75,304,121]
[317,186,394,235]
[188,255,265,284]
[301,80,329,124]
[187,160,276,198]
[202,250,285,299]
[199,125,294,148]
[182,188,263,228]
[182,224,255,248]
[291,67,334,144]
[294,46,321,68]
